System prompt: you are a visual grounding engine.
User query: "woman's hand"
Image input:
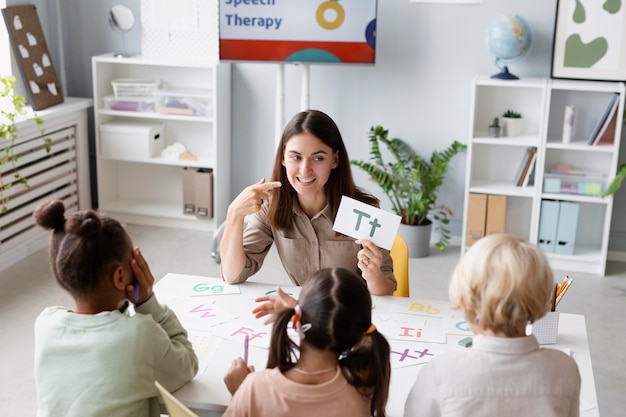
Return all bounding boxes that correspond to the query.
[224,357,255,395]
[355,239,395,295]
[228,178,281,219]
[252,287,297,324]
[128,247,154,305]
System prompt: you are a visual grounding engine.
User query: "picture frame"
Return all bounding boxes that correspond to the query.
[2,5,64,110]
[551,0,626,81]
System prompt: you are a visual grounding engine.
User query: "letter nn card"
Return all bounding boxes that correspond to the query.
[332,196,401,250]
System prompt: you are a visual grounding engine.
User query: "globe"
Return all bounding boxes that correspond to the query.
[485,15,533,80]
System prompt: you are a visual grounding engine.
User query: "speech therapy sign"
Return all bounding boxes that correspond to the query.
[219,0,377,63]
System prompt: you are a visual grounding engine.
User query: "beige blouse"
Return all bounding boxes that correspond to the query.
[229,200,396,287]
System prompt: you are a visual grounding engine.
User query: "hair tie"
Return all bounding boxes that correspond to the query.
[365,323,376,335]
[291,305,310,340]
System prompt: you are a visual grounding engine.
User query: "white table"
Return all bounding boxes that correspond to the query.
[154,273,599,417]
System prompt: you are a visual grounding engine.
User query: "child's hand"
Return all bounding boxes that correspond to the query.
[252,287,297,324]
[130,247,154,305]
[224,357,255,395]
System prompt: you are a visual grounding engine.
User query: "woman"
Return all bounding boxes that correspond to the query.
[220,109,396,295]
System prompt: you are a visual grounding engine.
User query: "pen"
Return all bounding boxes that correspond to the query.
[243,334,249,365]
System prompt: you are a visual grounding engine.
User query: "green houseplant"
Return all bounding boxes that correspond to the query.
[1,75,46,213]
[502,109,523,137]
[351,125,466,254]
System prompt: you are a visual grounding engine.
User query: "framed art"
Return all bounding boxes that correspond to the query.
[551,0,626,81]
[2,5,64,110]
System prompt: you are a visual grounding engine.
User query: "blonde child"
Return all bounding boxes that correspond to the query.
[223,267,391,417]
[404,233,581,417]
[33,200,198,417]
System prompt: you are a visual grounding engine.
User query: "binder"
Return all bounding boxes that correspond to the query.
[485,195,507,236]
[554,201,579,255]
[194,168,213,219]
[182,167,196,215]
[466,193,487,247]
[538,200,560,253]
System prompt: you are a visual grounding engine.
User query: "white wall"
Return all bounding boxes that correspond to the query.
[228,0,557,237]
[4,0,626,250]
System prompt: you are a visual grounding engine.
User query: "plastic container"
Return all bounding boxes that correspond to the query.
[111,79,161,97]
[543,172,606,196]
[103,96,156,113]
[155,89,213,117]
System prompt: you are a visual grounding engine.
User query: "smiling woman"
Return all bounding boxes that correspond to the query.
[218,109,397,296]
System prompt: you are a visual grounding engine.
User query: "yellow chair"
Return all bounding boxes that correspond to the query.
[155,380,199,417]
[390,234,409,297]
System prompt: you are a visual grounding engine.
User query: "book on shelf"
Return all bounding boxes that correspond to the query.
[514,147,537,187]
[522,150,537,187]
[586,93,620,145]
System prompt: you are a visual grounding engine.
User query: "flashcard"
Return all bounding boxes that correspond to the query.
[444,317,474,336]
[187,330,221,374]
[244,284,302,301]
[390,297,455,318]
[158,273,242,297]
[379,317,447,344]
[332,196,401,250]
[373,312,426,337]
[388,339,446,369]
[170,299,238,331]
[211,321,272,349]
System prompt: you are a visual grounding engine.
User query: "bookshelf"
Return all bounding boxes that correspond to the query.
[92,54,231,231]
[462,76,625,276]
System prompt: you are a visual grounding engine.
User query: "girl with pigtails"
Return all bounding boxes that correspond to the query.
[223,267,391,417]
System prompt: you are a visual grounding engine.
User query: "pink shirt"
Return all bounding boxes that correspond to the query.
[223,367,371,417]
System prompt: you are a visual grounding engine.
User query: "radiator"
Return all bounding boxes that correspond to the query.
[0,126,79,270]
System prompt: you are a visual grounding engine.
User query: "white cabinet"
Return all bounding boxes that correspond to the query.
[462,76,624,276]
[92,54,231,231]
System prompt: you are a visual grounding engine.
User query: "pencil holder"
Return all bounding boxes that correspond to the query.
[530,312,560,344]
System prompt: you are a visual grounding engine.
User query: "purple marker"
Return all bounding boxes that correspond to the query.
[133,281,140,303]
[244,334,249,365]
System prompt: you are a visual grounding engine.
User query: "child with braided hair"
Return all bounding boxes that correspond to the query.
[32,200,198,417]
[223,267,391,417]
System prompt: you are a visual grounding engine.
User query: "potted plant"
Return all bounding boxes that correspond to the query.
[488,117,501,137]
[603,164,626,197]
[351,125,466,257]
[502,109,523,137]
[1,75,46,213]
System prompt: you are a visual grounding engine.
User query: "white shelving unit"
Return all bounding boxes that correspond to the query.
[462,75,624,276]
[92,54,231,232]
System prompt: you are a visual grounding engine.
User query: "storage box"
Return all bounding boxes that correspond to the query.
[111,79,160,97]
[155,89,213,117]
[104,95,156,113]
[543,172,606,196]
[100,121,165,159]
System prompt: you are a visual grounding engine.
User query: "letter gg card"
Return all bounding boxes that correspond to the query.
[332,196,401,250]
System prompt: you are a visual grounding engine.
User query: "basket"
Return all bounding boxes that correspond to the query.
[112,79,161,97]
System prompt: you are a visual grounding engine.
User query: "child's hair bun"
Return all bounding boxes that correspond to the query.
[33,200,66,231]
[66,210,102,238]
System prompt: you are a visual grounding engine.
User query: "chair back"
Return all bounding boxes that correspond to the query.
[154,380,200,417]
[391,234,409,297]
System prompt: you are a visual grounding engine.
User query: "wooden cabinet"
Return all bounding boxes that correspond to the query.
[462,76,624,276]
[91,54,231,232]
[0,98,92,271]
